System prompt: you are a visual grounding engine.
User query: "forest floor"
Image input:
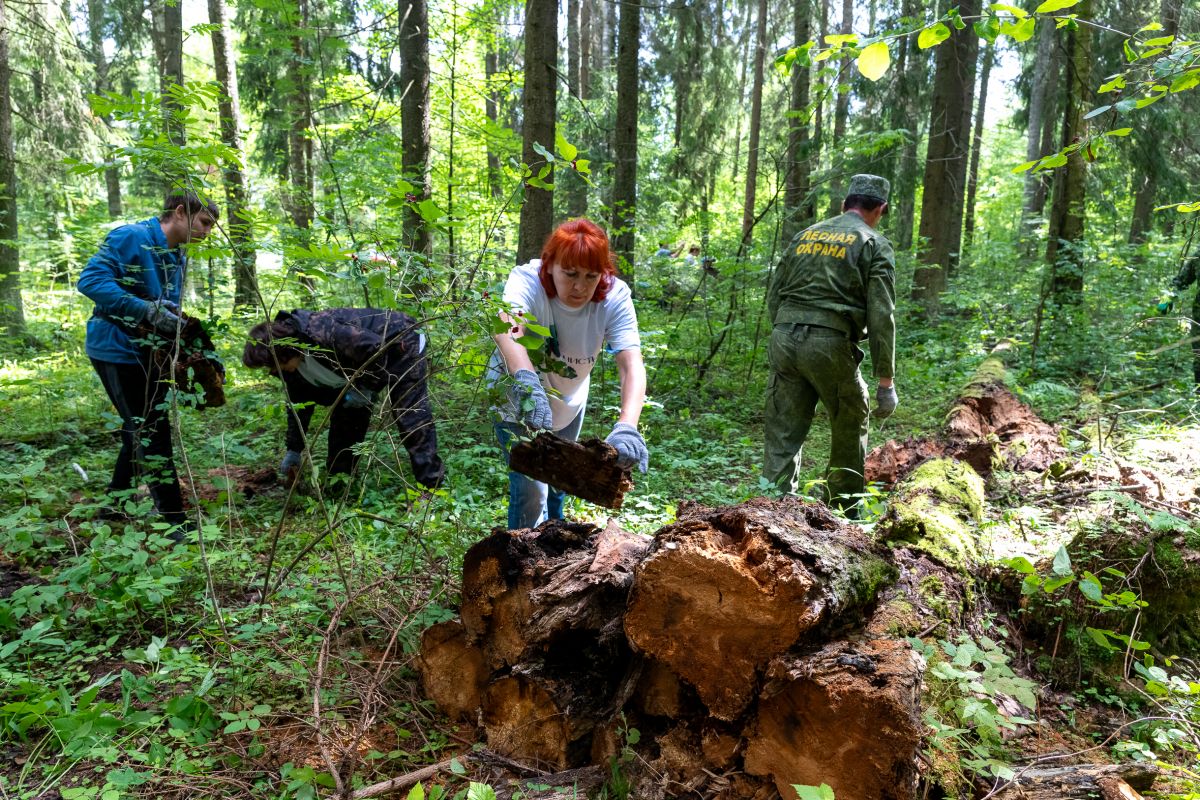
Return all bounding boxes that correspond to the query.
[2,287,1200,799]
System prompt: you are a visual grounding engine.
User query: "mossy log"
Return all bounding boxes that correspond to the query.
[461,519,648,669]
[416,619,487,722]
[743,638,925,800]
[623,497,895,721]
[508,432,634,509]
[877,457,987,571]
[986,762,1158,799]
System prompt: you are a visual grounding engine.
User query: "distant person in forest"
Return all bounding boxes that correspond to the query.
[78,191,220,536]
[489,218,648,529]
[655,242,683,259]
[684,245,701,268]
[1158,252,1200,389]
[242,308,445,491]
[763,174,897,519]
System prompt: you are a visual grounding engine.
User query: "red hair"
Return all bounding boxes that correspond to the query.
[538,218,617,303]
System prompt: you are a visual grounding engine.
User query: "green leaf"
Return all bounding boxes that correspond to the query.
[793,785,836,800]
[1035,0,1080,11]
[1124,40,1138,61]
[1002,556,1036,574]
[554,130,578,162]
[515,335,544,350]
[406,785,426,800]
[1052,545,1072,576]
[1078,574,1103,602]
[449,758,466,775]
[1083,104,1111,120]
[1143,35,1175,47]
[824,33,858,46]
[524,322,551,336]
[989,3,1027,16]
[1098,75,1126,93]
[1011,159,1039,174]
[918,23,952,49]
[1170,70,1200,93]
[1086,627,1118,650]
[1034,152,1068,171]
[1003,17,1037,42]
[856,42,891,81]
[1043,575,1074,593]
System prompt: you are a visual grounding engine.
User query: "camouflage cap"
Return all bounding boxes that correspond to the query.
[846,174,890,203]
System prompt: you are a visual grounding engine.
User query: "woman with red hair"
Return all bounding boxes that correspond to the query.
[490,218,648,529]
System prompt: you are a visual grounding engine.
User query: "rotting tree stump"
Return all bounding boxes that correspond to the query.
[508,432,634,509]
[461,519,648,669]
[743,638,925,800]
[623,497,895,721]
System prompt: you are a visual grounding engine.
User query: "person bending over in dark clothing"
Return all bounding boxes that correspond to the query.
[242,308,445,490]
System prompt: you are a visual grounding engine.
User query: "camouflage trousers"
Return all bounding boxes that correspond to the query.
[763,323,869,516]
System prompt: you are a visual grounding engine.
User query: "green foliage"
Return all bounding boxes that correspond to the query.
[911,634,1039,781]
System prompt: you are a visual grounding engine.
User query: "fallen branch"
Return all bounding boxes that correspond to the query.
[347,757,459,799]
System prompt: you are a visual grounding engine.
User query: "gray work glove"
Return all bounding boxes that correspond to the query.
[510,369,554,430]
[874,385,899,419]
[280,450,303,483]
[143,301,182,336]
[606,422,649,473]
[342,387,376,409]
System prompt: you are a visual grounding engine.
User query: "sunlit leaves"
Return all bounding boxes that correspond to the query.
[917,23,951,49]
[856,42,890,81]
[1034,0,1081,11]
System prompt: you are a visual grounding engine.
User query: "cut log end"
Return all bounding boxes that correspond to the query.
[416,619,486,722]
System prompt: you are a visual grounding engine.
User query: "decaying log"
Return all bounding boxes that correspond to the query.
[416,619,487,722]
[743,639,925,800]
[987,762,1158,799]
[461,519,648,669]
[877,457,987,571]
[867,355,1065,486]
[508,432,634,509]
[495,765,606,800]
[480,662,617,770]
[865,548,972,639]
[623,497,895,720]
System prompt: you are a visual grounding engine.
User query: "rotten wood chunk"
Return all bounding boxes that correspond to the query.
[461,519,648,670]
[744,639,925,800]
[623,497,895,721]
[416,619,487,722]
[987,762,1158,799]
[508,432,634,509]
[481,662,617,771]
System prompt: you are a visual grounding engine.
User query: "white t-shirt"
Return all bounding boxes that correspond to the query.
[490,259,641,430]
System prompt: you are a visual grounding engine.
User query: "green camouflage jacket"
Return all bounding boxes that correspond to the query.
[768,211,897,378]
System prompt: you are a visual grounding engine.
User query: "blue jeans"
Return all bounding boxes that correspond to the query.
[495,410,585,530]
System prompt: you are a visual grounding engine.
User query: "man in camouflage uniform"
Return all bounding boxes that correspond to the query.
[1160,254,1200,388]
[242,308,445,490]
[763,174,898,518]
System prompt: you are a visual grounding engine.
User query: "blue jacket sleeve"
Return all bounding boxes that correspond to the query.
[77,226,157,321]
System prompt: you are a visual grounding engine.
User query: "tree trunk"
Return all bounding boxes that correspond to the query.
[85,0,121,218]
[610,0,639,279]
[1023,19,1055,222]
[889,0,924,252]
[1128,168,1157,245]
[624,498,895,721]
[731,1,752,183]
[1045,0,1092,305]
[1032,41,1062,217]
[911,0,980,314]
[484,46,502,199]
[0,0,23,336]
[579,0,591,100]
[148,0,185,187]
[825,0,852,217]
[567,0,579,97]
[744,639,925,800]
[740,0,768,244]
[783,0,814,244]
[208,0,256,308]
[517,0,557,263]
[963,40,994,250]
[400,0,431,258]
